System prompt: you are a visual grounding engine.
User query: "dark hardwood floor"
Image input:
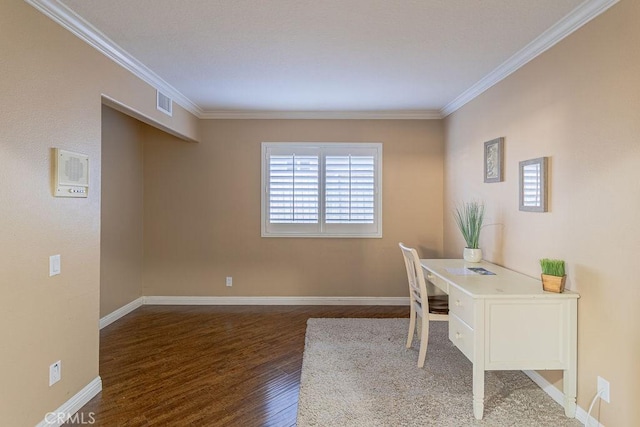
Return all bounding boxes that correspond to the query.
[68,305,408,426]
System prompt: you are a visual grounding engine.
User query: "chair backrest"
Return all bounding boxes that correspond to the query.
[398,243,429,311]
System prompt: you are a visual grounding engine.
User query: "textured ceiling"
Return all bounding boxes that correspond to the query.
[59,0,584,113]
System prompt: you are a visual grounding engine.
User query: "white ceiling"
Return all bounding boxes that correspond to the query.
[50,0,604,117]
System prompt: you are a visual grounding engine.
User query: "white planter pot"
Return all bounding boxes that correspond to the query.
[463,248,482,263]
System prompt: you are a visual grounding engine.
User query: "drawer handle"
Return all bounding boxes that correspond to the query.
[427,274,434,281]
[455,332,463,340]
[455,299,462,307]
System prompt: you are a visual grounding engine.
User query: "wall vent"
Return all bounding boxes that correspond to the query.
[156,90,173,116]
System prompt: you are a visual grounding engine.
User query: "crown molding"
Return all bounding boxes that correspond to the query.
[26,0,439,121]
[26,0,203,117]
[27,0,618,121]
[440,0,620,117]
[199,109,442,120]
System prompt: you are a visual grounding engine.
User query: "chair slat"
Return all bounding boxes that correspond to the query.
[399,242,449,368]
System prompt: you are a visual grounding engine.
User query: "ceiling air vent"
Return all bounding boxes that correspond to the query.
[156,90,173,116]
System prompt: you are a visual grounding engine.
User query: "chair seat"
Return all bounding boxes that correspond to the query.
[428,295,449,315]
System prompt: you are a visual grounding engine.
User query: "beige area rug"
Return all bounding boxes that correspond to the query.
[297,318,582,426]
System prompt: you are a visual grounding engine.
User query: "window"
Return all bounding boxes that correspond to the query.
[262,142,382,237]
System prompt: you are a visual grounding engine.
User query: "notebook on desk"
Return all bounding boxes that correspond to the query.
[445,267,496,276]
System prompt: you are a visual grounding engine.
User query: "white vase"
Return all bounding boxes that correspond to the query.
[463,248,482,263]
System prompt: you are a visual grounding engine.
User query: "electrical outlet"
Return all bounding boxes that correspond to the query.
[597,376,610,403]
[49,361,61,386]
[226,276,233,287]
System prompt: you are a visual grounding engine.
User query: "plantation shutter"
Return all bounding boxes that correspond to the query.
[268,154,319,223]
[325,155,375,223]
[522,162,541,207]
[262,143,382,237]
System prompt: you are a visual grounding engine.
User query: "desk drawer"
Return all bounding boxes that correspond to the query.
[425,271,448,293]
[449,314,474,362]
[449,285,474,327]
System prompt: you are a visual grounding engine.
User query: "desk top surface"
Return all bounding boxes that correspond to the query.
[420,259,579,299]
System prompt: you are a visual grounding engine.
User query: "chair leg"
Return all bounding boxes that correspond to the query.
[406,307,416,348]
[417,318,429,368]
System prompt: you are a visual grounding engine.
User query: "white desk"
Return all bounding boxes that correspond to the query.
[420,259,579,420]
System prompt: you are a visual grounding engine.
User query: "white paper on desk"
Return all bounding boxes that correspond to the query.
[445,267,477,275]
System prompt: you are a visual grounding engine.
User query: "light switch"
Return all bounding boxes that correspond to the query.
[49,255,61,276]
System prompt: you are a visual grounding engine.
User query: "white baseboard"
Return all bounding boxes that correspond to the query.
[37,376,102,427]
[524,370,603,427]
[99,297,144,329]
[143,296,409,306]
[100,296,408,329]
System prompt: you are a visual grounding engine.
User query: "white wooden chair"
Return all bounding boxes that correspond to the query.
[399,242,448,368]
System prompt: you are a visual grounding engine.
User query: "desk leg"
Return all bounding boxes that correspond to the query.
[473,364,485,419]
[563,368,577,417]
[564,299,578,418]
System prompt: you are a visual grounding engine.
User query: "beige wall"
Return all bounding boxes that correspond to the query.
[100,106,145,317]
[4,0,636,424]
[143,119,444,297]
[0,2,198,425]
[443,1,639,425]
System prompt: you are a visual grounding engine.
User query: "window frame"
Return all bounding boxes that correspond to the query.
[261,142,383,238]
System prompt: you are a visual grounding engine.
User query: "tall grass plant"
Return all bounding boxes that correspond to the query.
[453,201,485,249]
